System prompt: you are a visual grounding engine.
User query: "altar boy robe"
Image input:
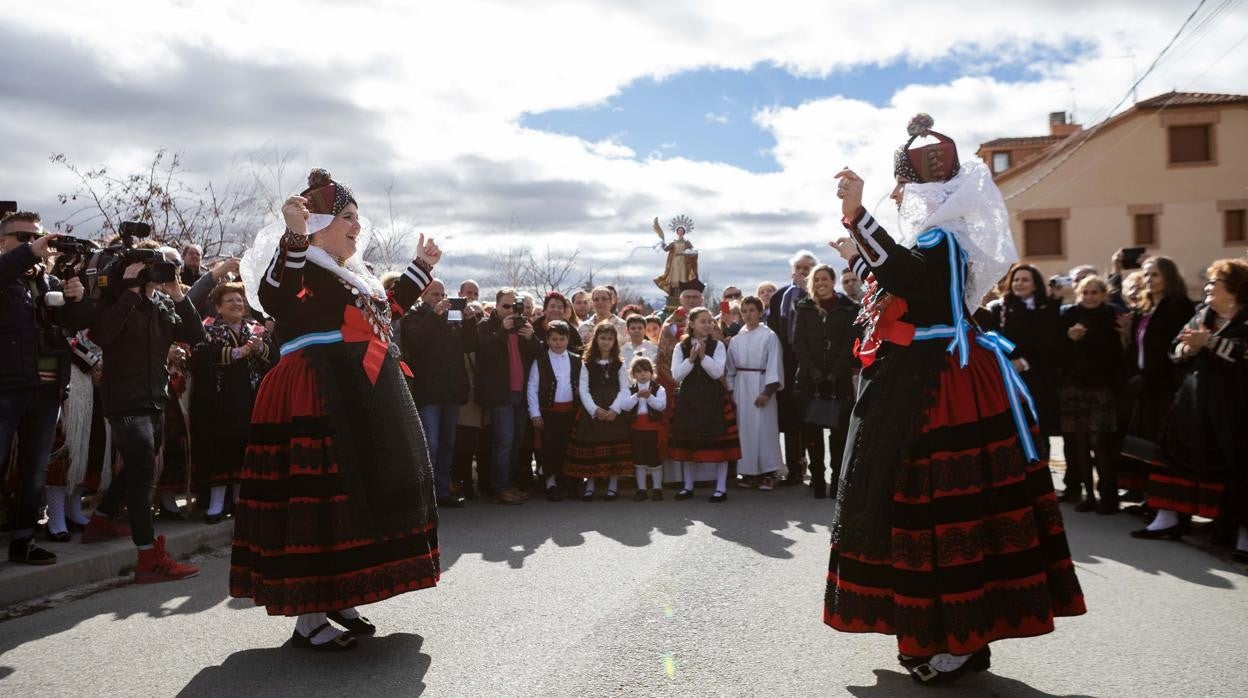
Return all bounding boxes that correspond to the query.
[726,323,784,476]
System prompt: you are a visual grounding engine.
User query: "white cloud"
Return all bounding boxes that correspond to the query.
[2,0,1246,294]
[705,111,730,124]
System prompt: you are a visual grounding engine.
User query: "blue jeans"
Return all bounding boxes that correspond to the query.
[0,386,62,538]
[417,403,460,499]
[489,391,528,492]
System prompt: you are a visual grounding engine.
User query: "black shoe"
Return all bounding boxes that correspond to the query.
[1130,524,1185,540]
[157,505,187,521]
[651,489,664,501]
[1074,498,1098,513]
[900,646,990,685]
[328,610,377,636]
[436,496,466,509]
[205,512,229,525]
[812,480,827,500]
[632,490,648,502]
[1095,500,1120,516]
[675,489,694,501]
[1232,550,1248,564]
[1058,489,1081,503]
[291,622,358,651]
[604,490,618,501]
[8,537,57,565]
[45,529,72,543]
[708,491,727,504]
[547,486,565,503]
[582,491,595,502]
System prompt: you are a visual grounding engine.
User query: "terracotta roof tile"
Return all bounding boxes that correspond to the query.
[978,135,1064,149]
[1135,91,1248,109]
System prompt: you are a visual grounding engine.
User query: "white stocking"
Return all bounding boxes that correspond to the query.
[45,486,68,535]
[583,478,595,495]
[606,475,618,494]
[634,467,647,489]
[647,467,662,490]
[714,462,728,493]
[929,653,971,672]
[682,464,696,491]
[206,486,227,516]
[295,613,343,645]
[66,486,90,525]
[546,474,558,488]
[1146,509,1180,532]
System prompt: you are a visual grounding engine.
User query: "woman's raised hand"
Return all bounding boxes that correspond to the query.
[834,168,864,220]
[415,233,442,267]
[281,195,310,234]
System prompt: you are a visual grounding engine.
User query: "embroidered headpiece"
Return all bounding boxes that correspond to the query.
[893,113,960,184]
[300,168,357,216]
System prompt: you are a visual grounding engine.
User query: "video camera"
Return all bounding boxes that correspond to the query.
[82,221,179,300]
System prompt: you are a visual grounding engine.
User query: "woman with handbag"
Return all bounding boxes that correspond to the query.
[1121,256,1194,495]
[791,264,859,499]
[1132,258,1248,562]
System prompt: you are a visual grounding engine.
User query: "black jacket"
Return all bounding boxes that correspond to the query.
[1058,303,1122,390]
[985,295,1062,434]
[400,302,478,406]
[791,294,859,401]
[0,244,95,391]
[474,313,538,408]
[91,290,204,416]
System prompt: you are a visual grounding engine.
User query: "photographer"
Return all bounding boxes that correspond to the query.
[2,211,93,565]
[476,287,538,504]
[400,279,478,508]
[82,234,204,583]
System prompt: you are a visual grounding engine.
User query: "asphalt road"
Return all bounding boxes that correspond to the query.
[1,484,1245,697]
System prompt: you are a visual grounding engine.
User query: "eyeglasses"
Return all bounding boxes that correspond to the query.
[723,292,742,299]
[3,232,42,243]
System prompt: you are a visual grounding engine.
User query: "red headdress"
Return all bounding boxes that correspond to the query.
[893,114,960,184]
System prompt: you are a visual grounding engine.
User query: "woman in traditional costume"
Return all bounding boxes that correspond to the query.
[232,169,442,651]
[825,115,1085,685]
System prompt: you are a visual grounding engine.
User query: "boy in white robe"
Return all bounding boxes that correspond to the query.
[726,296,784,489]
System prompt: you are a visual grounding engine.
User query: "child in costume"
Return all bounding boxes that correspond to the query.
[618,356,667,501]
[725,295,784,490]
[527,320,580,502]
[564,321,632,500]
[669,307,741,503]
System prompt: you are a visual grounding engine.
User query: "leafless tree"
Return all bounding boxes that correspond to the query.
[363,181,418,273]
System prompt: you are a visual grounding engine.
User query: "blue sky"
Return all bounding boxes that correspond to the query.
[522,42,1092,173]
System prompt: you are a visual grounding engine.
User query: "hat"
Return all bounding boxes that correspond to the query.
[893,114,960,184]
[300,168,357,216]
[677,278,706,293]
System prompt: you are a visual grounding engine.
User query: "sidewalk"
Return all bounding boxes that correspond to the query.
[1,518,234,609]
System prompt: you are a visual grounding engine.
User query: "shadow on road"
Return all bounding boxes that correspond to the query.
[177,632,430,697]
[847,668,1096,697]
[436,486,833,572]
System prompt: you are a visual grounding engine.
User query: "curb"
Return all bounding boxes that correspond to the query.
[1,519,234,608]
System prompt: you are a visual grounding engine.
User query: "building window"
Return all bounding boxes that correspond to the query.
[1023,218,1063,257]
[1134,213,1157,247]
[1227,209,1246,244]
[1168,124,1211,164]
[992,151,1010,173]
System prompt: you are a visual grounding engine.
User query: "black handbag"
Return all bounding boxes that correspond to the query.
[803,397,843,428]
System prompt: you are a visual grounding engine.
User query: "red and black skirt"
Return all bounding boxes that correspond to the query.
[825,344,1086,657]
[565,407,633,478]
[230,346,440,616]
[669,396,742,463]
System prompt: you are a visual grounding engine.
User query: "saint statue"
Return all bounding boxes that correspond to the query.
[652,214,700,296]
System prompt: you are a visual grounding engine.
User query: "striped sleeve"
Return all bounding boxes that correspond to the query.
[390,258,434,316]
[841,208,891,267]
[257,231,310,320]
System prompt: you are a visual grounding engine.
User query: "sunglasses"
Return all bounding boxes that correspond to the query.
[4,232,42,243]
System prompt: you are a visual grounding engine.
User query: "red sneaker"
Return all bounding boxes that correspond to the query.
[134,535,199,583]
[80,514,131,544]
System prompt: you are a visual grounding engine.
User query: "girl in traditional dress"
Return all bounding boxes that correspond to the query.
[189,282,273,524]
[564,322,632,500]
[619,356,668,501]
[232,169,442,651]
[670,307,741,503]
[825,115,1085,685]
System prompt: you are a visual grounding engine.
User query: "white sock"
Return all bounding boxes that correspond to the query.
[45,486,68,535]
[714,462,728,493]
[206,486,227,516]
[634,467,647,488]
[648,467,662,490]
[929,653,971,672]
[160,491,181,511]
[546,474,557,488]
[336,607,360,620]
[682,464,695,491]
[606,475,618,493]
[1147,509,1180,531]
[584,479,595,495]
[66,486,90,526]
[1237,525,1248,553]
[295,613,343,645]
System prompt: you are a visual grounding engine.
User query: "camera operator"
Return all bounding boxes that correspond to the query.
[83,236,204,583]
[476,287,538,504]
[2,211,93,566]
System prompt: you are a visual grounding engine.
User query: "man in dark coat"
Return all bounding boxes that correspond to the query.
[475,287,538,504]
[766,249,818,485]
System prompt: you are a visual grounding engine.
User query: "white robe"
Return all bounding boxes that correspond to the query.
[725,323,784,476]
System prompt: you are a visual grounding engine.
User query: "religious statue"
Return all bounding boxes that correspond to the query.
[652,214,699,296]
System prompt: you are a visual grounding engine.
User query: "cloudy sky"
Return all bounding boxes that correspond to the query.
[2,0,1245,300]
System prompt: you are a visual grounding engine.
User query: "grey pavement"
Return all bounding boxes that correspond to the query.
[1,483,1245,697]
